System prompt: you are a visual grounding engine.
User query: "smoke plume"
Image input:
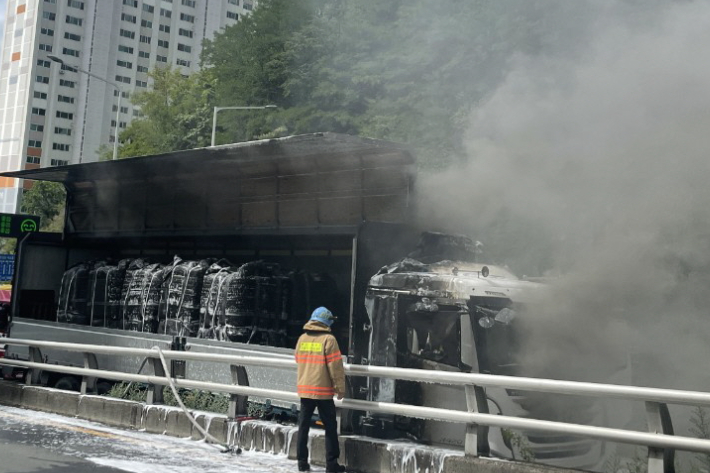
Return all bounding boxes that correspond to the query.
[419,0,710,389]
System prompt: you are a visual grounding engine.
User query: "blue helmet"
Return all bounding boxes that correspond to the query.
[309,306,336,327]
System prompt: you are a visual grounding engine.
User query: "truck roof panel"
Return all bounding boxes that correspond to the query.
[2,133,415,238]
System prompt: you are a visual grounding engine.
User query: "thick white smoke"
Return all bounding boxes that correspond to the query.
[419,1,710,389]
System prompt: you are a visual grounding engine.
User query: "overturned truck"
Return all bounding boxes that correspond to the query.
[1,133,604,469]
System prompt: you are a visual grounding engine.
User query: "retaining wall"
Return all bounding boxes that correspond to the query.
[0,381,579,473]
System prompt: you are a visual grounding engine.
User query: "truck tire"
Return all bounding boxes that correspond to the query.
[54,376,80,392]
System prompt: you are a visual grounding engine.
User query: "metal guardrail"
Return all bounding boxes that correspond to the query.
[2,337,710,473]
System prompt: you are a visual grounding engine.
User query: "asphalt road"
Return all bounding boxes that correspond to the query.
[0,405,298,473]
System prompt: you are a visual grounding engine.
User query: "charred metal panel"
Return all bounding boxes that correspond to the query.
[3,133,415,238]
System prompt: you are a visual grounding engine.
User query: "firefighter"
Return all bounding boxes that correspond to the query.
[294,307,347,473]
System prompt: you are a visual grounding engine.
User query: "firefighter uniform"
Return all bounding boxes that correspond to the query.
[295,307,346,473]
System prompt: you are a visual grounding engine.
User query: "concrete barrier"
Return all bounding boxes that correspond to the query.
[0,381,581,473]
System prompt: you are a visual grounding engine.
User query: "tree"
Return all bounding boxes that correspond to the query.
[116,67,214,158]
[20,181,66,231]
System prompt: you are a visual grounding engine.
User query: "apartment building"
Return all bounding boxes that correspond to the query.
[0,0,252,213]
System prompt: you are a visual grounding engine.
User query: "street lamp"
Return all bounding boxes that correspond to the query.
[210,105,277,147]
[48,55,123,160]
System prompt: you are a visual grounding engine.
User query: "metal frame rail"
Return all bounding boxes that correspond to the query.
[3,338,710,473]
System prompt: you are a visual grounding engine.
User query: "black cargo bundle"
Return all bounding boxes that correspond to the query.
[223,261,291,345]
[158,257,211,337]
[56,255,337,348]
[120,259,166,333]
[57,262,91,324]
[88,259,130,328]
[198,259,233,340]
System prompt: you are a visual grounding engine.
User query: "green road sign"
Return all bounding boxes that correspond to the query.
[0,213,40,238]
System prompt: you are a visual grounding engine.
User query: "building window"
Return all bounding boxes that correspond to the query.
[177,43,191,53]
[55,127,72,136]
[178,28,193,38]
[176,58,190,67]
[118,45,134,54]
[158,39,169,48]
[43,11,56,20]
[137,65,149,73]
[67,0,84,9]
[136,80,148,88]
[182,0,196,7]
[66,15,83,26]
[57,95,75,104]
[39,44,53,52]
[115,75,132,84]
[51,159,69,166]
[53,143,71,151]
[143,4,154,13]
[59,79,75,88]
[117,59,133,69]
[228,0,239,5]
[31,107,46,116]
[123,0,137,6]
[159,24,170,33]
[36,75,50,84]
[62,47,80,57]
[227,11,238,20]
[121,13,136,23]
[120,29,135,39]
[64,32,81,41]
[33,91,48,99]
[141,19,153,28]
[26,156,41,165]
[138,51,150,59]
[156,55,168,63]
[28,140,42,148]
[140,35,151,44]
[160,8,172,18]
[40,27,55,36]
[114,90,130,98]
[56,111,74,119]
[45,0,57,3]
[133,109,144,117]
[37,59,51,68]
[121,106,129,114]
[30,124,45,132]
[244,2,252,10]
[180,13,194,23]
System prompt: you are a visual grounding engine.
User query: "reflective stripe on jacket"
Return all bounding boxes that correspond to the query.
[295,320,346,399]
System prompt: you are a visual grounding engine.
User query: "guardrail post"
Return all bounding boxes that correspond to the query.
[25,346,44,385]
[228,364,249,418]
[147,357,165,405]
[464,384,490,457]
[80,352,98,394]
[646,401,675,473]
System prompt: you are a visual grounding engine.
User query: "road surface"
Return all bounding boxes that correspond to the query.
[0,405,299,473]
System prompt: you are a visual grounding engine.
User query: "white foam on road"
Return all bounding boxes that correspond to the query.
[0,405,298,473]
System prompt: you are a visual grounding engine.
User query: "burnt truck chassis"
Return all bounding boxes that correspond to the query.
[2,132,418,411]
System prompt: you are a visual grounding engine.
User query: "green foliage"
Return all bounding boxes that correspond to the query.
[20,181,66,231]
[118,67,214,157]
[125,0,605,169]
[105,382,229,415]
[501,428,535,462]
[690,407,710,472]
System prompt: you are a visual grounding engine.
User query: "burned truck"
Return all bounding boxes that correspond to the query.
[0,133,604,469]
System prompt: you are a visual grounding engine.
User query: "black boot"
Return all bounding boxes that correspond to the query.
[326,463,346,473]
[298,462,311,472]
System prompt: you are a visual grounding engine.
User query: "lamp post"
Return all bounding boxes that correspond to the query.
[210,105,277,147]
[48,55,123,160]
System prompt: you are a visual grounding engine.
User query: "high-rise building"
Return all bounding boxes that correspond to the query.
[0,0,252,213]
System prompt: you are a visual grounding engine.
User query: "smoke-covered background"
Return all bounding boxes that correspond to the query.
[419,0,710,389]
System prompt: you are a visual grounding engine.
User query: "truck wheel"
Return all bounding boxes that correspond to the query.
[54,376,80,392]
